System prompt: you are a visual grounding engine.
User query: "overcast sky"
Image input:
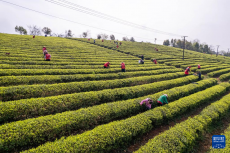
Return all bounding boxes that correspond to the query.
[0,0,229,51]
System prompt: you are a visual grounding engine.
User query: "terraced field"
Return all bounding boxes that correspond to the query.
[0,33,230,153]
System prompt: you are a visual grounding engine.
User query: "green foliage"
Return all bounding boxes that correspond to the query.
[163,39,170,46]
[0,72,186,101]
[208,68,230,77]
[42,27,52,35]
[0,75,200,124]
[0,65,176,76]
[15,26,27,35]
[20,84,228,153]
[76,38,230,64]
[195,66,230,73]
[1,33,230,153]
[136,89,230,153]
[0,79,217,152]
[0,69,182,86]
[219,72,230,81]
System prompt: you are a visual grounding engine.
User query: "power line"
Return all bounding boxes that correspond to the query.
[0,0,162,41]
[45,0,183,37]
[50,0,183,36]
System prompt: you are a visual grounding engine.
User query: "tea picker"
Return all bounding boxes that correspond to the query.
[140,98,153,110]
[157,94,168,106]
[104,62,110,68]
[184,66,191,76]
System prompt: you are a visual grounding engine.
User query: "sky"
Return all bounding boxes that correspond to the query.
[0,0,229,51]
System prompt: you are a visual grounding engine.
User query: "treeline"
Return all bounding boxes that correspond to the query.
[80,31,135,42]
[14,25,135,42]
[15,25,73,38]
[163,39,230,56]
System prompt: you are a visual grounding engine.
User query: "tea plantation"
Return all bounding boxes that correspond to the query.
[0,33,230,153]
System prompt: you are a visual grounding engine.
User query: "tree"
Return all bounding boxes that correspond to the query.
[176,39,182,48]
[82,31,90,38]
[42,27,52,36]
[28,25,41,35]
[82,32,88,38]
[199,44,204,52]
[170,39,176,47]
[173,39,177,47]
[185,41,193,50]
[203,44,209,53]
[97,34,102,39]
[130,37,135,42]
[194,42,199,51]
[171,39,173,45]
[15,26,27,35]
[163,39,170,46]
[110,34,115,40]
[122,37,129,41]
[65,30,74,37]
[100,33,108,40]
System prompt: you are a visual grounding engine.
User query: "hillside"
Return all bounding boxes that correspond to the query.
[0,33,230,153]
[76,38,230,62]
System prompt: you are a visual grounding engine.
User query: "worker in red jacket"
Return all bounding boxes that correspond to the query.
[44,52,51,61]
[121,62,125,72]
[43,46,46,51]
[153,59,157,64]
[104,62,110,68]
[198,64,201,69]
[184,66,191,75]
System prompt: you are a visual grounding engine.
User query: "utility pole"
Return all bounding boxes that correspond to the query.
[155,38,157,45]
[182,36,188,60]
[216,45,220,57]
[228,48,229,56]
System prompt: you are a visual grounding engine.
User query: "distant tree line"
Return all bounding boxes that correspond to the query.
[81,31,135,42]
[162,38,230,56]
[15,25,74,38]
[14,25,137,42]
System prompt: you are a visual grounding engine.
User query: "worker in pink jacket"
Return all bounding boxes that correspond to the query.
[140,98,153,110]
